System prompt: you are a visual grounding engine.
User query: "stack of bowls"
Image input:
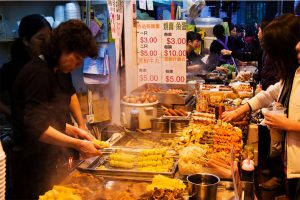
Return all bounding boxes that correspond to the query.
[0,142,6,199]
[54,5,65,27]
[65,2,81,20]
[45,16,54,27]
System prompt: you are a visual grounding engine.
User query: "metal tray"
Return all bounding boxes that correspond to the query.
[112,132,175,148]
[131,83,194,105]
[77,149,178,179]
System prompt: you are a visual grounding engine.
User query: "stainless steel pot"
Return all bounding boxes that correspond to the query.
[187,173,220,200]
[151,118,170,133]
[171,119,189,133]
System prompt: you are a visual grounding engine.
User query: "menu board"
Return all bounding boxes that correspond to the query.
[137,20,186,86]
[161,20,186,84]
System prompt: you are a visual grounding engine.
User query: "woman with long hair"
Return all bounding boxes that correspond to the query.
[222,14,300,199]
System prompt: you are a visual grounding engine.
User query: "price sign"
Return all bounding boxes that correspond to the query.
[161,20,186,84]
[107,0,124,39]
[137,20,186,86]
[137,21,162,86]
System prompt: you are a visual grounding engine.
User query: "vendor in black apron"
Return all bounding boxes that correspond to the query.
[10,20,100,200]
[209,24,245,70]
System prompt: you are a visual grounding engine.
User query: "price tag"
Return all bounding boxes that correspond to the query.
[137,20,186,86]
[161,20,186,84]
[137,21,162,86]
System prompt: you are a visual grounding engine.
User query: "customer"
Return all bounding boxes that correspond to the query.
[221,20,279,90]
[222,14,300,199]
[222,20,281,191]
[10,20,100,199]
[0,14,86,130]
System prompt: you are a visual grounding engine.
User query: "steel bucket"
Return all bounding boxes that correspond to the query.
[187,173,220,200]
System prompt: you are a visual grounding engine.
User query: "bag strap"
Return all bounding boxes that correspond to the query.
[216,37,237,69]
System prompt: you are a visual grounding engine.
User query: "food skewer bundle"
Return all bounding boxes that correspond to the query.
[193,111,215,125]
[138,148,174,172]
[164,108,188,117]
[213,122,243,156]
[170,123,212,151]
[108,152,135,169]
[104,148,175,172]
[206,152,232,178]
[92,139,110,148]
[172,122,243,157]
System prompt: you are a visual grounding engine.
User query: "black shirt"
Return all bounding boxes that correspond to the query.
[11,56,74,198]
[231,49,279,90]
[210,36,245,65]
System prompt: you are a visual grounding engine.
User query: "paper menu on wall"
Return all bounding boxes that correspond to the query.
[161,20,186,84]
[137,20,186,86]
[137,21,162,85]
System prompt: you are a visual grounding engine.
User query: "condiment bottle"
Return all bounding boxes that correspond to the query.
[130,109,139,130]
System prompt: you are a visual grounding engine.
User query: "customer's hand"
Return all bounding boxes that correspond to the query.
[264,112,289,131]
[77,140,101,159]
[222,110,241,122]
[222,103,251,122]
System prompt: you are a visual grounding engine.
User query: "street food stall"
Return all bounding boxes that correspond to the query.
[0,1,276,200]
[38,75,258,199]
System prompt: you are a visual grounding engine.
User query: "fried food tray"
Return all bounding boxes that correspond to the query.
[77,149,178,179]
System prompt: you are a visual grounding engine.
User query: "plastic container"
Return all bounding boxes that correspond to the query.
[130,109,139,130]
[121,100,158,130]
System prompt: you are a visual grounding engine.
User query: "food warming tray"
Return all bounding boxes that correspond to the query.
[131,83,194,105]
[111,132,174,148]
[77,149,178,179]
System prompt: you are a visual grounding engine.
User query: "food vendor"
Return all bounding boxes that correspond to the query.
[209,24,244,67]
[186,31,201,66]
[0,14,51,118]
[10,20,101,199]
